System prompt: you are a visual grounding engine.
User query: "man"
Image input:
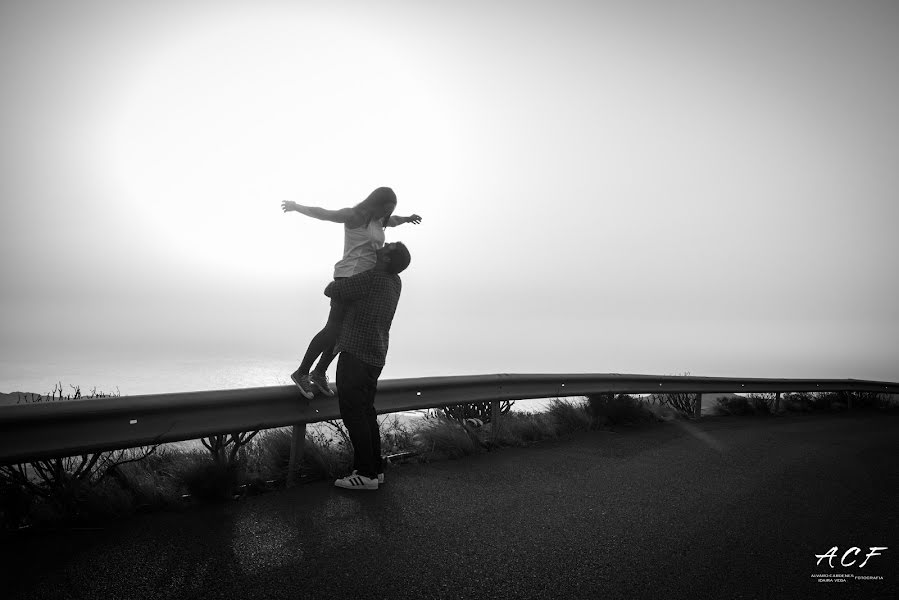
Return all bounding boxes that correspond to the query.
[325,241,411,491]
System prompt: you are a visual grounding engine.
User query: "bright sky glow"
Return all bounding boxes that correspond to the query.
[1,0,897,394]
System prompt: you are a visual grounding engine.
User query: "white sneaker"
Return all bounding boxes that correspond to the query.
[344,469,384,484]
[334,472,378,491]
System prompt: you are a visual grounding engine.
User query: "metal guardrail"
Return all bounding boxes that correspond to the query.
[1,373,897,464]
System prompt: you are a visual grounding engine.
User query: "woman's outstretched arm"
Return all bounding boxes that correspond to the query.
[387,214,422,227]
[281,201,356,224]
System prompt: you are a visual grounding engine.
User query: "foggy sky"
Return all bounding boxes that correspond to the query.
[2,0,898,394]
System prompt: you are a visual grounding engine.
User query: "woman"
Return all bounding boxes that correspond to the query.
[281,187,421,399]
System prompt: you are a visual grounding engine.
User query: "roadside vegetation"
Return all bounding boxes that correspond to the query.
[1,386,896,531]
[713,390,896,415]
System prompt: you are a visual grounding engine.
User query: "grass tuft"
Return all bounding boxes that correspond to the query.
[494,411,558,445]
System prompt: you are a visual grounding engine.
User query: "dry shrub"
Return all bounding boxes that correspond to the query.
[439,400,514,424]
[380,414,417,455]
[413,416,484,461]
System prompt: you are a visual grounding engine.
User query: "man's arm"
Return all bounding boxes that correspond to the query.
[387,214,422,227]
[281,201,356,224]
[325,270,375,302]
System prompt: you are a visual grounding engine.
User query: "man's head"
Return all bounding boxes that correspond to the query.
[375,242,411,275]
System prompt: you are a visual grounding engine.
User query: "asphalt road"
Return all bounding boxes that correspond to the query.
[3,411,898,599]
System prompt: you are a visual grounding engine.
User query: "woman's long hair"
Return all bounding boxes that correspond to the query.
[353,187,397,227]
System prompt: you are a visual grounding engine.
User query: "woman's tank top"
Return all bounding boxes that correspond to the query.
[333,219,385,278]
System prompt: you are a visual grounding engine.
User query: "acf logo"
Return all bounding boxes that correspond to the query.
[815,546,887,569]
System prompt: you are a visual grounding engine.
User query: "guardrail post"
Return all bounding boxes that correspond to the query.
[773,392,782,414]
[287,422,307,488]
[491,400,502,440]
[693,393,702,419]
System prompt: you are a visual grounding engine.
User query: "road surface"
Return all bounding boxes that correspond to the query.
[3,411,897,599]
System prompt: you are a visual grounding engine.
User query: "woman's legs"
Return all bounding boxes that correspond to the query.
[296,298,346,376]
[312,339,339,374]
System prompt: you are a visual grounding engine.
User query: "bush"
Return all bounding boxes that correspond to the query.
[200,431,260,466]
[237,425,355,483]
[782,392,813,412]
[0,383,161,527]
[746,393,776,413]
[586,394,656,426]
[848,392,896,410]
[242,428,293,483]
[547,399,592,434]
[810,392,843,411]
[714,395,756,416]
[0,447,158,529]
[115,448,184,511]
[647,373,699,417]
[299,426,354,480]
[776,391,897,412]
[16,474,135,526]
[649,391,698,418]
[438,400,514,424]
[1,482,33,530]
[177,456,241,504]
[76,477,135,522]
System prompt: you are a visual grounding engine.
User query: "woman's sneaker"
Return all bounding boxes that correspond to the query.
[309,370,334,397]
[378,473,385,484]
[290,371,315,400]
[334,472,378,491]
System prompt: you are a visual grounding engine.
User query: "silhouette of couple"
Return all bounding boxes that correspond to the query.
[281,187,419,490]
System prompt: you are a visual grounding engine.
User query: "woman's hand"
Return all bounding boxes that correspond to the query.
[406,214,422,224]
[281,200,298,213]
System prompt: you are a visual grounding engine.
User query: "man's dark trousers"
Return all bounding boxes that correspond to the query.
[336,351,383,479]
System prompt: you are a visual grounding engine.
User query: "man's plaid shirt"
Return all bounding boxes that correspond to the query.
[325,270,402,368]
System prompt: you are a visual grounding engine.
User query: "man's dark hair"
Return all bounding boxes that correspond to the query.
[386,242,411,275]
